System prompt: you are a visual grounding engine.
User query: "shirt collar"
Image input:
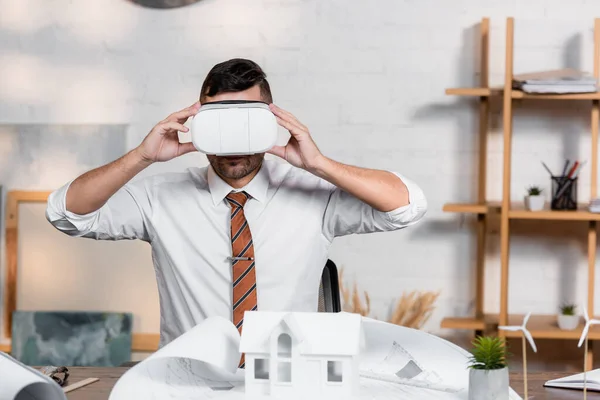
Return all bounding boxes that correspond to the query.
[207,162,269,206]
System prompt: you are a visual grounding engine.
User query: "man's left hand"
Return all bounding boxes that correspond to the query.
[267,104,324,171]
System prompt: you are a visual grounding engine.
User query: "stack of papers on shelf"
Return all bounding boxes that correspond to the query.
[590,198,600,212]
[513,68,598,94]
[544,369,600,391]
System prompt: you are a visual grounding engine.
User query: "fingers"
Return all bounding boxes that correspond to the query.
[166,102,201,123]
[275,116,306,139]
[269,104,308,131]
[267,145,286,159]
[157,121,189,135]
[178,142,198,156]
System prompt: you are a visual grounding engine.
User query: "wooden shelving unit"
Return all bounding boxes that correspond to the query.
[442,17,600,369]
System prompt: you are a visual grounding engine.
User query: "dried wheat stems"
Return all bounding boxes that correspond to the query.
[338,267,439,329]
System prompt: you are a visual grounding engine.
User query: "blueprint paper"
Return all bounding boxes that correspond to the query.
[108,314,523,400]
[109,316,245,400]
[358,316,522,399]
[0,351,66,400]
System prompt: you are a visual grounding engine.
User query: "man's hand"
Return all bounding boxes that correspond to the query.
[268,103,411,212]
[267,104,325,171]
[136,102,201,163]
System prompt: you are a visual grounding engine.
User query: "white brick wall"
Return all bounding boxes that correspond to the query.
[1,0,600,335]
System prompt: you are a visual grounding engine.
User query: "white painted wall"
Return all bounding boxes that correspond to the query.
[2,0,600,347]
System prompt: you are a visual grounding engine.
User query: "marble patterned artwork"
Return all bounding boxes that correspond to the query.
[11,311,133,367]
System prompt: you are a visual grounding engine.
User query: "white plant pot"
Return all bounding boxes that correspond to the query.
[524,195,545,211]
[557,314,579,330]
[468,368,509,400]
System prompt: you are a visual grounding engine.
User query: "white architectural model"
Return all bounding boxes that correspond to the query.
[578,307,600,400]
[239,311,364,400]
[498,312,538,400]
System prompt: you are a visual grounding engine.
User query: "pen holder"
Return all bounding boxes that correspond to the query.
[551,175,577,210]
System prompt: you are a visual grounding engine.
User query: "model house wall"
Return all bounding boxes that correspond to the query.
[240,311,362,399]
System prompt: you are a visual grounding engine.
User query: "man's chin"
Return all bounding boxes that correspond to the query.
[208,153,263,180]
[218,165,251,179]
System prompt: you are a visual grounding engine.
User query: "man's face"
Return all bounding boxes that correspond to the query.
[203,85,266,181]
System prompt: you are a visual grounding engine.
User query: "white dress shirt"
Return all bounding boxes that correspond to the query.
[46,159,427,347]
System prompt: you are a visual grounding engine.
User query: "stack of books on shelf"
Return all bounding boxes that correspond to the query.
[590,198,600,213]
[513,68,598,94]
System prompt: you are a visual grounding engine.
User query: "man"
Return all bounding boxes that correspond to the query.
[46,58,427,355]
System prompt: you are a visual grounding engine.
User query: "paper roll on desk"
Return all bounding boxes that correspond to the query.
[107,313,523,400]
[109,315,245,400]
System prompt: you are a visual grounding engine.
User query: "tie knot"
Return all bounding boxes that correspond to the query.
[226,191,250,208]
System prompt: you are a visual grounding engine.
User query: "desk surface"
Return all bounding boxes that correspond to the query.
[61,367,599,399]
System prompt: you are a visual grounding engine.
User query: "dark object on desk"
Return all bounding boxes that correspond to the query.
[126,0,202,8]
[120,259,342,368]
[551,175,578,210]
[40,365,70,386]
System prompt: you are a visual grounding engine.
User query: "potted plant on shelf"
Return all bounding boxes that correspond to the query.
[524,185,545,211]
[557,303,579,330]
[467,336,509,400]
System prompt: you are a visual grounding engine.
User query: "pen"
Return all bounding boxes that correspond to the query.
[573,160,587,178]
[561,159,570,177]
[557,160,571,196]
[541,161,553,176]
[554,160,584,203]
[567,161,579,178]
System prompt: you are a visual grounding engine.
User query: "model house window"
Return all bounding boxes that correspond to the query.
[277,361,292,382]
[276,333,292,382]
[254,358,269,380]
[277,332,292,356]
[327,361,343,382]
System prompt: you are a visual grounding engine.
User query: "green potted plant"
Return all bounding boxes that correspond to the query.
[525,185,544,211]
[557,303,579,330]
[467,336,509,400]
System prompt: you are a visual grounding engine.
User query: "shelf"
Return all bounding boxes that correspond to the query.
[441,315,497,331]
[446,87,600,100]
[503,314,600,340]
[512,90,600,100]
[443,202,501,214]
[440,18,600,369]
[509,204,600,221]
[442,314,600,340]
[445,87,503,97]
[443,202,600,221]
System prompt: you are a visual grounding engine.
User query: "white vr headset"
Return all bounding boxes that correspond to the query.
[190,100,278,155]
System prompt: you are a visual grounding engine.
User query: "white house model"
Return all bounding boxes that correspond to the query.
[239,311,364,400]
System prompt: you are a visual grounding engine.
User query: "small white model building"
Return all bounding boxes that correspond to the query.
[239,311,364,400]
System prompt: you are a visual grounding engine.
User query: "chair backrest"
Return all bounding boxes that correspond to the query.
[317,259,341,313]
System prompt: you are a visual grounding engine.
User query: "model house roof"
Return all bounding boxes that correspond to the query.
[239,311,363,356]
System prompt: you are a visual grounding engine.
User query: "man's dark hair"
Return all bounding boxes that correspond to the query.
[200,58,272,103]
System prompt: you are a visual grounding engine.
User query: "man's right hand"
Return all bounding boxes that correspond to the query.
[136,101,201,163]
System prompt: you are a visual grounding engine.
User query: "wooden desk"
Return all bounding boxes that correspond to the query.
[61,367,600,399]
[64,367,128,400]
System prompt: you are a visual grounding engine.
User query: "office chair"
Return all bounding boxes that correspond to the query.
[317,259,341,313]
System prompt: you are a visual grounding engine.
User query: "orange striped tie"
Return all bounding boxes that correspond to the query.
[226,191,257,369]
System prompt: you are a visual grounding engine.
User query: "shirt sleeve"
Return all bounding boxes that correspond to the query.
[321,172,427,241]
[45,177,155,242]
